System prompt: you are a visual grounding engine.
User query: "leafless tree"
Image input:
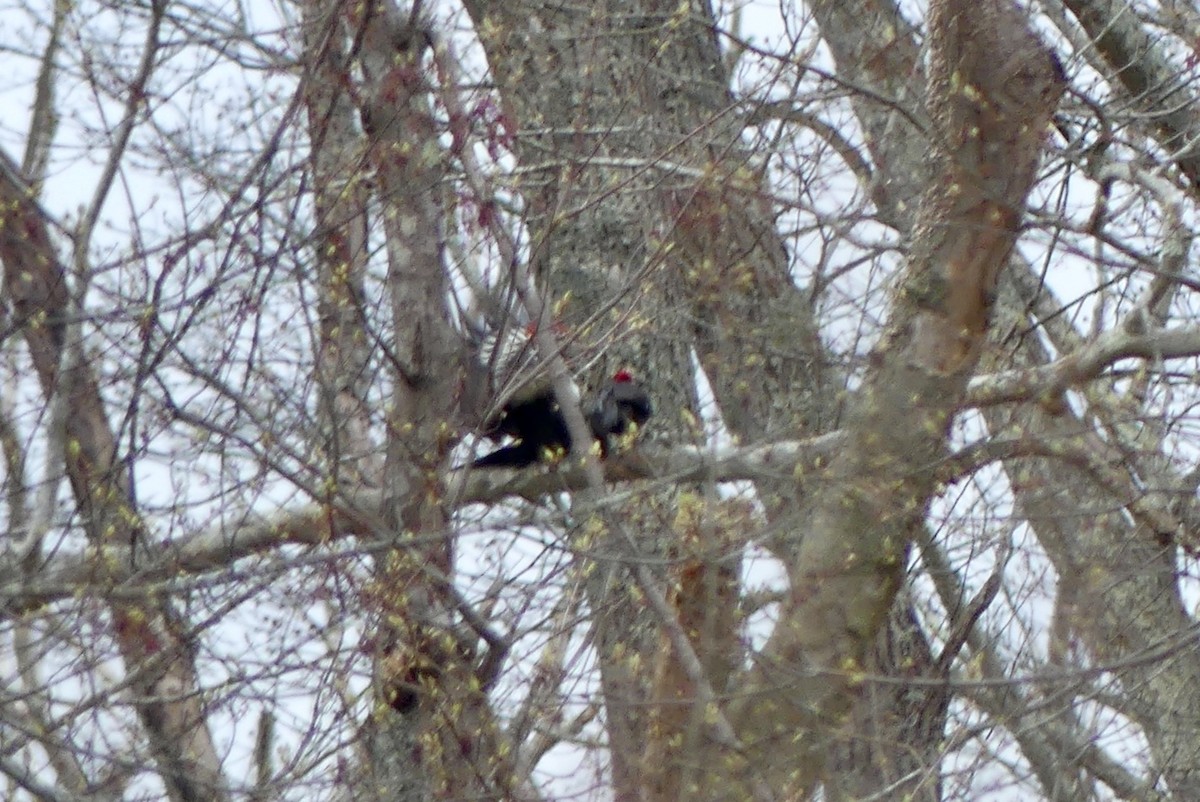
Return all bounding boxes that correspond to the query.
[1,0,1198,800]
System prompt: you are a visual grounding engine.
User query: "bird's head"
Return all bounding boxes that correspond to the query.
[612,368,635,383]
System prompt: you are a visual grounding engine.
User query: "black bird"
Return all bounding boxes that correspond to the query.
[587,369,653,453]
[471,391,571,468]
[471,370,652,469]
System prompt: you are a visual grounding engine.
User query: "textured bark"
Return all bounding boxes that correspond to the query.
[801,1,1081,795]
[460,4,713,796]
[640,494,747,802]
[1012,3,1200,791]
[464,1,1062,798]
[728,1,1064,796]
[344,3,514,799]
[981,276,1200,798]
[302,0,379,488]
[889,0,1200,791]
[0,153,230,802]
[833,593,947,802]
[456,3,835,797]
[11,0,1200,797]
[1059,0,1200,189]
[806,0,931,226]
[657,2,944,795]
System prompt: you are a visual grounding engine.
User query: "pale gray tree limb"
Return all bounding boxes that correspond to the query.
[16,298,1200,621]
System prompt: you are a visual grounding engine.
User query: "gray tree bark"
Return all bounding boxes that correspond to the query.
[464,0,1061,799]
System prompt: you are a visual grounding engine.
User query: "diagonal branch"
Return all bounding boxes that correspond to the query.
[725,0,1066,795]
[1057,0,1200,188]
[0,431,828,612]
[0,146,230,802]
[968,323,1200,406]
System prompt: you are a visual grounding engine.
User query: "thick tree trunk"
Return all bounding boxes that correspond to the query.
[810,0,1200,794]
[302,0,379,489]
[302,2,515,798]
[461,0,960,798]
[729,1,1063,796]
[461,3,713,796]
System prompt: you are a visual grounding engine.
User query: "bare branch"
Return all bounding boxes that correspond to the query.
[1057,0,1200,187]
[1,434,841,616]
[0,140,231,802]
[75,0,165,262]
[968,324,1200,406]
[0,752,90,802]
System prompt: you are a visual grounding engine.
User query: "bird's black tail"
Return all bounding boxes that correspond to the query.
[470,441,542,469]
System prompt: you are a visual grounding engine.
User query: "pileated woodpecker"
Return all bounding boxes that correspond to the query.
[587,369,653,447]
[472,370,652,469]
